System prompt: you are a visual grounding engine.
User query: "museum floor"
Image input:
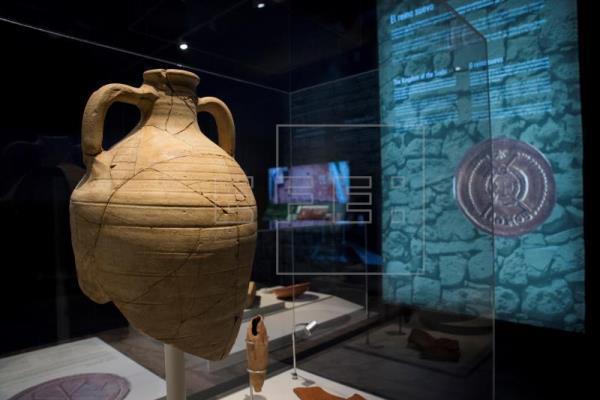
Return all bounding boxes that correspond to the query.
[94,309,591,400]
[97,312,494,399]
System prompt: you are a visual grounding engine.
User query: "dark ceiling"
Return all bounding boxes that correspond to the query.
[0,0,378,91]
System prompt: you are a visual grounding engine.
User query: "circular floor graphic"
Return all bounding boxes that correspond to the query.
[9,373,130,400]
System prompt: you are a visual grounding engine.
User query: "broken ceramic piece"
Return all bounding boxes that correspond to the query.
[273,282,310,300]
[246,314,268,392]
[407,328,460,362]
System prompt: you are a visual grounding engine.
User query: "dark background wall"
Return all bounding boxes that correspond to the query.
[0,0,378,354]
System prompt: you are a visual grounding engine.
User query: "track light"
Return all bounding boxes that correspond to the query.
[302,320,318,336]
[292,320,319,380]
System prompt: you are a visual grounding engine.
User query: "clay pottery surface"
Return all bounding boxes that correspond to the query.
[407,328,436,350]
[273,282,310,300]
[245,281,257,309]
[246,315,268,392]
[70,69,257,360]
[293,387,366,400]
[407,328,460,362]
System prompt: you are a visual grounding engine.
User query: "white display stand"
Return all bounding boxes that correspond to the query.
[164,344,185,400]
[0,337,166,400]
[244,288,333,320]
[217,368,387,400]
[242,288,288,320]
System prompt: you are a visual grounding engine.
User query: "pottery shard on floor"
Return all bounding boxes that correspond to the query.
[293,386,366,400]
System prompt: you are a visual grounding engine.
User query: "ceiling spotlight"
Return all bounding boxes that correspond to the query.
[256,2,266,8]
[179,42,189,51]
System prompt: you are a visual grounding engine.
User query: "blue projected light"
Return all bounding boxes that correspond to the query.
[379,0,585,332]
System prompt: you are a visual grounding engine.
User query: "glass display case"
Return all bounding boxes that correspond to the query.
[0,1,588,399]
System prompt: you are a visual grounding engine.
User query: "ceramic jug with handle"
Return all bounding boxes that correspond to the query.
[70,69,257,360]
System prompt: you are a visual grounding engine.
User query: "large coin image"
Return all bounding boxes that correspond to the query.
[454,138,555,237]
[9,373,130,400]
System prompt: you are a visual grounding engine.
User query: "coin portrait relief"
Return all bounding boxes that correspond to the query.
[454,138,556,237]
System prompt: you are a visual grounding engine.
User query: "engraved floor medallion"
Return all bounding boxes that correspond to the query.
[9,373,130,400]
[455,138,555,237]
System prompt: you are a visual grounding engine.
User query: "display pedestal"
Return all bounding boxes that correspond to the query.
[164,344,185,400]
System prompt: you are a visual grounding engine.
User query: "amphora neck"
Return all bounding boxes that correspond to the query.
[142,69,200,131]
